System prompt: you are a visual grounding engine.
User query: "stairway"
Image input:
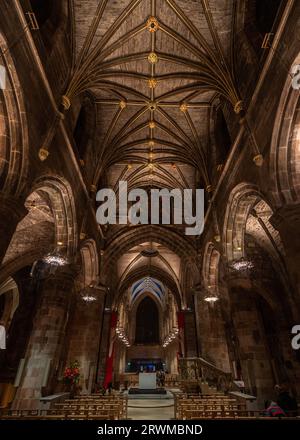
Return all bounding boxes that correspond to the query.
[178,357,233,394]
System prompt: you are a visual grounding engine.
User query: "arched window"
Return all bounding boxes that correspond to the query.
[135,297,159,344]
[270,54,300,205]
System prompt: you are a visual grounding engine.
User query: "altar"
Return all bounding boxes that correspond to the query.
[138,372,156,390]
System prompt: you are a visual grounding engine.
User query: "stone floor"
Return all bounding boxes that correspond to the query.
[127,398,175,420]
[124,389,174,399]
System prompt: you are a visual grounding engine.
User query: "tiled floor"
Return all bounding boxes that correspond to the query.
[127,398,175,420]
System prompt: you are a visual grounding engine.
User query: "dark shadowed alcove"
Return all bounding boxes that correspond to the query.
[244,0,286,55]
[215,109,232,163]
[29,0,63,51]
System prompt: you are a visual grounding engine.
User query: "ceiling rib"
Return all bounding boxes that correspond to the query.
[65,0,242,214]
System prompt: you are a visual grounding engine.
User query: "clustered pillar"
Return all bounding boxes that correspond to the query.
[13,265,76,409]
[270,203,300,317]
[0,193,27,265]
[65,285,106,394]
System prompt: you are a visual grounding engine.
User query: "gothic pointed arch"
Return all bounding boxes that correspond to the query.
[0,33,29,195]
[270,53,300,206]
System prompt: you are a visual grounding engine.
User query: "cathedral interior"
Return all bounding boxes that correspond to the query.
[0,0,300,420]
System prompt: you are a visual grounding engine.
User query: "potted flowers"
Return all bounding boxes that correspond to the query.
[63,360,80,398]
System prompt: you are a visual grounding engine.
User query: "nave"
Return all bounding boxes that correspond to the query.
[0,0,300,423]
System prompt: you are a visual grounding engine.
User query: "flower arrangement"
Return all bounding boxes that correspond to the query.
[63,360,80,385]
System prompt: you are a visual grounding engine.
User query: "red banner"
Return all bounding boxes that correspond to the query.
[177,311,185,329]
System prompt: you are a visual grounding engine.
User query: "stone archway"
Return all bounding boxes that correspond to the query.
[222,183,284,266]
[193,242,231,371]
[270,53,300,207]
[64,239,103,395]
[222,183,298,314]
[0,175,78,278]
[30,175,78,257]
[10,176,78,409]
[79,238,99,287]
[202,242,220,295]
[104,226,198,267]
[116,265,182,311]
[0,33,29,195]
[0,33,29,265]
[221,183,300,398]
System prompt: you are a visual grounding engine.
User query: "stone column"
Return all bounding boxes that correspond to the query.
[0,192,27,265]
[66,285,106,394]
[231,294,274,406]
[277,320,300,396]
[183,310,198,357]
[270,203,300,314]
[196,297,231,371]
[96,309,112,385]
[13,265,76,409]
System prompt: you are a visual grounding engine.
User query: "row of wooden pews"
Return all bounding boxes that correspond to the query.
[0,394,128,420]
[174,393,282,419]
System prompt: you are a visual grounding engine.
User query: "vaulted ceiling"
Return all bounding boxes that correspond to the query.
[65,0,241,301]
[67,0,241,194]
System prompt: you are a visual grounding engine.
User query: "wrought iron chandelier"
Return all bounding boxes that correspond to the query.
[42,252,69,267]
[80,283,103,303]
[80,287,97,303]
[203,286,219,303]
[229,257,254,272]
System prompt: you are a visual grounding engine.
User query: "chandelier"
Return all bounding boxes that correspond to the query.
[81,289,97,303]
[80,284,101,303]
[204,294,219,303]
[229,258,254,272]
[42,250,69,267]
[163,327,179,348]
[226,255,270,282]
[203,286,219,303]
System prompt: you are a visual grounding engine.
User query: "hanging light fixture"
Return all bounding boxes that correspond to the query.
[229,257,254,272]
[80,286,97,303]
[42,254,66,266]
[42,251,69,267]
[203,286,219,303]
[203,295,219,303]
[80,283,103,303]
